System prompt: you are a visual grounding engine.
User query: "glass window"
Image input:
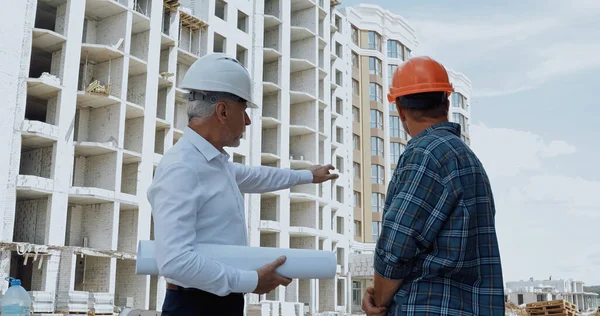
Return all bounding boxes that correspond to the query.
[371,193,384,213]
[387,40,405,60]
[370,137,384,157]
[351,25,359,45]
[352,134,360,150]
[369,57,382,77]
[388,64,397,86]
[353,163,361,179]
[389,116,400,138]
[371,164,384,184]
[368,31,381,51]
[353,191,361,207]
[370,109,383,129]
[390,142,406,165]
[371,221,381,242]
[353,79,360,96]
[369,83,383,103]
[389,102,397,112]
[352,51,359,68]
[352,281,362,306]
[352,106,360,122]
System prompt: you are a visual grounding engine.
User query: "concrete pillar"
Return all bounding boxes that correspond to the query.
[0,0,36,244]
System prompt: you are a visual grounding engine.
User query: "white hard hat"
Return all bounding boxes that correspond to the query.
[180,53,258,109]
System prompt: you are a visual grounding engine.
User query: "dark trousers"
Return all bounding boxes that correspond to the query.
[161,286,245,316]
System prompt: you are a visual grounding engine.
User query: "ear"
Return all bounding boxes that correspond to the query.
[215,101,227,123]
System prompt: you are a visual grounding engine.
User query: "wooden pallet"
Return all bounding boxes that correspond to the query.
[525,299,578,316]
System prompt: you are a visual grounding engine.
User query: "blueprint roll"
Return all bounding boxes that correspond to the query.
[135,240,337,279]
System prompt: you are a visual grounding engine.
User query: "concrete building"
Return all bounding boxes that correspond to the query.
[0,0,354,314]
[505,278,600,312]
[340,4,473,313]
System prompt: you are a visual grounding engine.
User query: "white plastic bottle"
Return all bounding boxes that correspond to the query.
[0,277,31,316]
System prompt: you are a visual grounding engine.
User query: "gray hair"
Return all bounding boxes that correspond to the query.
[186,90,245,120]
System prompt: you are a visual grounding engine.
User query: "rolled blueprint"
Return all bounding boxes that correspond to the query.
[135,240,337,279]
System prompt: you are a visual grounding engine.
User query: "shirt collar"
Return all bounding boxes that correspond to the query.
[183,126,229,161]
[407,122,461,146]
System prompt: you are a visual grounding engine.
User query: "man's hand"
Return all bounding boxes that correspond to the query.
[362,287,387,316]
[309,164,339,183]
[253,256,293,294]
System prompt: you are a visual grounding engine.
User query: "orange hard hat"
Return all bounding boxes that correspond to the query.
[387,56,454,103]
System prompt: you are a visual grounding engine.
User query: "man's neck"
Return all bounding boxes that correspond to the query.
[407,119,448,138]
[188,121,225,151]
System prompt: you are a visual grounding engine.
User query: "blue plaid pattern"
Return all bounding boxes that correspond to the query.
[374,122,505,315]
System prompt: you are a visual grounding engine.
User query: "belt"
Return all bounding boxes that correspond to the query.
[166,283,202,292]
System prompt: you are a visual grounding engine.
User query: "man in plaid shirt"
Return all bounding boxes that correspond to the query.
[362,57,505,316]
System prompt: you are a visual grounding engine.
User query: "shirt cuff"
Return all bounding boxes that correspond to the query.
[373,248,413,280]
[297,170,313,185]
[234,269,258,294]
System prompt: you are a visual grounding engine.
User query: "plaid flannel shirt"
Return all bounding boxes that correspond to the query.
[374,122,505,315]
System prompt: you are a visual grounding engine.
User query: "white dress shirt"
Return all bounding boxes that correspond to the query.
[147,126,313,296]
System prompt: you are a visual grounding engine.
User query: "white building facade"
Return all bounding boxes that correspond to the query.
[0,0,354,315]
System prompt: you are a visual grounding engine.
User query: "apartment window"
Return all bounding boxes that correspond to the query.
[351,25,359,45]
[389,102,397,113]
[352,79,360,96]
[352,106,360,122]
[351,51,359,68]
[371,164,384,184]
[352,134,360,150]
[368,31,381,51]
[335,15,342,31]
[354,221,361,237]
[353,191,361,207]
[390,142,405,165]
[405,47,412,59]
[369,83,383,103]
[371,193,384,212]
[370,137,384,157]
[335,42,343,58]
[370,109,383,130]
[215,0,227,20]
[389,116,399,138]
[452,92,468,110]
[336,156,344,171]
[372,221,381,241]
[453,113,469,134]
[369,57,382,77]
[388,64,397,86]
[237,10,248,32]
[387,40,405,60]
[336,98,343,115]
[352,281,362,305]
[353,163,361,179]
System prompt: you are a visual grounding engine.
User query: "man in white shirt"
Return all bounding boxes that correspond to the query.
[147,53,339,315]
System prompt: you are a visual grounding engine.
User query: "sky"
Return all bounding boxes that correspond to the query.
[340,0,600,285]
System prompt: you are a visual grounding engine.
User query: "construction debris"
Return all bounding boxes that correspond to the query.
[525,299,578,316]
[0,241,136,261]
[506,301,527,316]
[38,71,61,85]
[85,79,112,95]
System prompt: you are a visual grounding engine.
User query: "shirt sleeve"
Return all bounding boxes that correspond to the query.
[147,162,258,296]
[374,150,454,280]
[231,163,313,193]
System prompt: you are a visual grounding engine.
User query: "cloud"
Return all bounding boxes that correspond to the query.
[470,124,576,178]
[470,123,600,284]
[405,1,600,98]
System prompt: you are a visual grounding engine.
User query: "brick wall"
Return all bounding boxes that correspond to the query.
[117,209,138,253]
[115,259,147,308]
[75,256,110,292]
[19,146,53,178]
[13,197,48,244]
